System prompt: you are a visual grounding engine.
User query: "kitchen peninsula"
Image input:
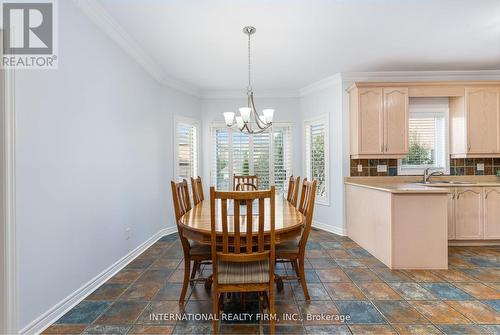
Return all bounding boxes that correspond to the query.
[345,177,450,269]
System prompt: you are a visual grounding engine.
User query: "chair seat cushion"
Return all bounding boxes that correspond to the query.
[218,259,270,284]
[276,239,300,254]
[189,241,211,256]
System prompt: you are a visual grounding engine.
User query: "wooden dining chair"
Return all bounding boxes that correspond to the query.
[191,176,204,205]
[233,174,258,191]
[275,179,317,300]
[286,175,301,207]
[210,186,276,335]
[170,179,212,304]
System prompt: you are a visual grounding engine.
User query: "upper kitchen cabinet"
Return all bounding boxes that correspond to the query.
[450,87,500,157]
[349,84,408,158]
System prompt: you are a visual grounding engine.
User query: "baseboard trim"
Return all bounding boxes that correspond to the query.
[20,226,177,335]
[449,240,500,246]
[312,220,346,236]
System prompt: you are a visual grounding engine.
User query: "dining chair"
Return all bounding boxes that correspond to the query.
[210,186,276,335]
[233,174,258,191]
[286,175,301,207]
[275,179,317,300]
[191,176,204,205]
[170,179,212,304]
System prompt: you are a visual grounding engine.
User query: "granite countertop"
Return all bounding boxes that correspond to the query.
[345,176,500,194]
[344,181,450,194]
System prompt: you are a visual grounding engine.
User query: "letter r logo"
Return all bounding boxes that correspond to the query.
[2,2,53,54]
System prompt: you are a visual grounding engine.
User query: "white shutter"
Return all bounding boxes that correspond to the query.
[176,121,198,180]
[304,117,328,203]
[210,123,293,193]
[273,126,292,193]
[253,132,270,189]
[212,127,230,190]
[232,131,250,178]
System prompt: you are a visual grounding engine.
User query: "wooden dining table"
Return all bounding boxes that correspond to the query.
[179,196,305,246]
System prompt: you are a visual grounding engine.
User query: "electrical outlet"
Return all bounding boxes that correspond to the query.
[377,165,387,173]
[477,163,485,171]
[357,164,363,172]
[125,228,131,240]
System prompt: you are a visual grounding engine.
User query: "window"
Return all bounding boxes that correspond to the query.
[398,100,449,175]
[304,116,329,205]
[210,124,292,193]
[175,118,199,181]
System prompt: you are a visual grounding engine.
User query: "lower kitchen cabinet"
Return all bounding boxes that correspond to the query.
[484,188,500,239]
[454,188,483,240]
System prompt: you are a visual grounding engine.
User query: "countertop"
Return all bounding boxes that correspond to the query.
[344,181,450,194]
[345,176,500,194]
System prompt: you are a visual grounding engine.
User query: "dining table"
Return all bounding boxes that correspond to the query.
[179,196,305,246]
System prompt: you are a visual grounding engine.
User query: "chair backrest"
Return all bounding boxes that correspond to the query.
[297,179,317,252]
[170,179,192,222]
[233,175,258,191]
[286,175,301,207]
[191,176,204,205]
[210,186,275,279]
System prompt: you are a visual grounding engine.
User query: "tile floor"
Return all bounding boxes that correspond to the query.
[43,229,500,334]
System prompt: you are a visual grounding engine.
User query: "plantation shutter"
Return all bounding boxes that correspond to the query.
[232,132,250,178]
[273,127,292,193]
[212,128,230,190]
[253,132,270,189]
[305,118,328,201]
[176,121,198,181]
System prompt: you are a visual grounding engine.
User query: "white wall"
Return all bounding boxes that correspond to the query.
[200,96,302,190]
[14,1,199,331]
[299,75,347,235]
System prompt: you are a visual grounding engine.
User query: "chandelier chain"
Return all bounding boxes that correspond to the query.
[247,32,251,91]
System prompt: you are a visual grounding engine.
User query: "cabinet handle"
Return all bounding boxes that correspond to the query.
[452,194,455,199]
[485,190,491,199]
[385,144,388,152]
[468,144,471,152]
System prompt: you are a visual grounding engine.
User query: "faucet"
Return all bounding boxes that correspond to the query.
[422,168,444,184]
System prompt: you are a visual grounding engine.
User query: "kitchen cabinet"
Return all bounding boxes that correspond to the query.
[467,88,499,154]
[454,188,483,240]
[483,188,500,239]
[450,87,500,157]
[349,85,408,158]
[384,88,409,155]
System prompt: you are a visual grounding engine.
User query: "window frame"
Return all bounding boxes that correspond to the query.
[398,106,450,176]
[303,115,330,206]
[173,116,200,181]
[209,122,293,193]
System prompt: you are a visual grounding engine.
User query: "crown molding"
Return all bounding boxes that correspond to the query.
[299,73,342,96]
[72,0,201,97]
[340,70,500,83]
[200,89,300,99]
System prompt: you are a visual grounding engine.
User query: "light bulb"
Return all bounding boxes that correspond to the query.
[223,112,235,126]
[239,107,251,123]
[263,109,274,124]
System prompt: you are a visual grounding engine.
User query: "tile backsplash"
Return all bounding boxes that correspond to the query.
[350,158,500,177]
[450,158,500,176]
[350,159,398,177]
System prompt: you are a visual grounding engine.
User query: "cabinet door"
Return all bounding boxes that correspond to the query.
[383,87,408,155]
[358,88,384,154]
[466,88,499,154]
[455,188,483,240]
[448,189,455,239]
[484,188,500,239]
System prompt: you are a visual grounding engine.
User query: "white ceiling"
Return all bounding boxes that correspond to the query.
[99,0,500,92]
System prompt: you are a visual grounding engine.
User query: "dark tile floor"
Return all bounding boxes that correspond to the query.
[44,229,500,334]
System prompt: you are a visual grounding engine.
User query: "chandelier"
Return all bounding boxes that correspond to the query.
[223,26,274,134]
